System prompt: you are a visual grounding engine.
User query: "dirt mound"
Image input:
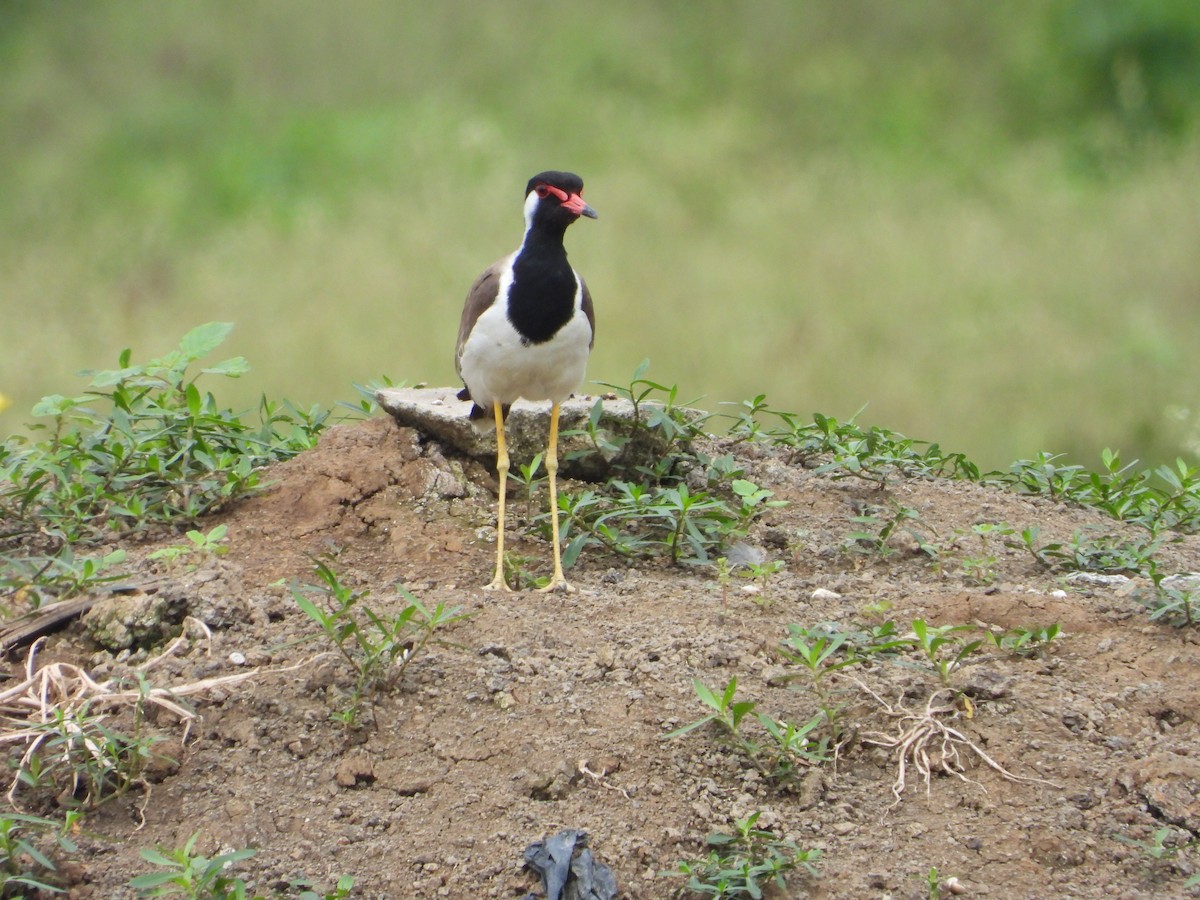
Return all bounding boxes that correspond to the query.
[13,418,1200,898]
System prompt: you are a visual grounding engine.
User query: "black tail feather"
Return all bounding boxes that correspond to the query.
[461,387,510,431]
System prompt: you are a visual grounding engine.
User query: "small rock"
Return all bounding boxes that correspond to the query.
[335,751,376,788]
[1162,573,1200,591]
[762,528,789,550]
[811,588,841,601]
[725,542,766,568]
[962,669,1012,701]
[228,651,247,666]
[1065,572,1130,587]
[82,590,187,651]
[596,646,616,670]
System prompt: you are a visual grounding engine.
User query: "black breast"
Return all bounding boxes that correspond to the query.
[507,248,578,345]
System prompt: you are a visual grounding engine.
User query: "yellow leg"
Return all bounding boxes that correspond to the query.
[539,402,574,593]
[484,400,513,592]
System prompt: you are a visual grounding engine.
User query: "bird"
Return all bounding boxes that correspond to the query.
[455,171,597,592]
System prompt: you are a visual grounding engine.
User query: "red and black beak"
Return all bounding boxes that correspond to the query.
[560,192,598,219]
[539,183,598,219]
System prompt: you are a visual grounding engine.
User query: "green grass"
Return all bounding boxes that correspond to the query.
[2,1,1200,470]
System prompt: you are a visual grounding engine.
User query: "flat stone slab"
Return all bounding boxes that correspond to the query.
[375,387,692,480]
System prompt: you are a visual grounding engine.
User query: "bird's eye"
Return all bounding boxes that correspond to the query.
[535,184,550,198]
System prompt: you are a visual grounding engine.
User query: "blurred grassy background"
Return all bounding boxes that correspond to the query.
[2,0,1199,470]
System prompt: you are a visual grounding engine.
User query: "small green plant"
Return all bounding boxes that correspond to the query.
[582,359,711,480]
[556,480,745,567]
[23,700,169,810]
[777,626,867,685]
[667,811,821,898]
[148,524,230,567]
[1140,565,1199,627]
[1115,826,1200,889]
[291,560,471,725]
[130,832,257,898]
[846,501,937,560]
[500,550,544,591]
[737,405,979,484]
[550,368,786,571]
[665,679,828,785]
[774,623,909,754]
[0,323,327,543]
[986,623,1063,657]
[908,619,982,688]
[0,546,127,610]
[1003,449,1200,534]
[0,813,77,895]
[1011,525,1161,575]
[956,522,1014,585]
[290,876,356,900]
[714,556,733,613]
[740,559,785,605]
[130,831,355,899]
[665,678,758,741]
[511,451,546,518]
[754,713,829,782]
[923,865,943,899]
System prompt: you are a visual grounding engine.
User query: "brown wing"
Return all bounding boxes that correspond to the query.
[454,260,504,382]
[580,275,595,350]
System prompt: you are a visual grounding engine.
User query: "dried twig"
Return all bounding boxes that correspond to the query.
[2,637,318,807]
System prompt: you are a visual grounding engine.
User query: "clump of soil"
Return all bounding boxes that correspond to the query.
[8,416,1200,898]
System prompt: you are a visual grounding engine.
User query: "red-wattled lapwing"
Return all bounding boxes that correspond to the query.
[455,171,597,592]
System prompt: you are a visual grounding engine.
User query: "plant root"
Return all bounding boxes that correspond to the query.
[853,678,1060,809]
[1,636,317,807]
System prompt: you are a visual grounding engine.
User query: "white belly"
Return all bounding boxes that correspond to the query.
[459,302,592,407]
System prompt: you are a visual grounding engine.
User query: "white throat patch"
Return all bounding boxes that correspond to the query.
[522,190,540,237]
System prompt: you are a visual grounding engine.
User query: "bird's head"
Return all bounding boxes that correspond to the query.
[524,171,598,229]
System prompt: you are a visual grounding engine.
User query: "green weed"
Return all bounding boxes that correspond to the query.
[556,479,753,568]
[582,359,711,481]
[1004,450,1200,534]
[148,524,230,568]
[0,812,77,895]
[1141,565,1199,627]
[130,832,258,898]
[19,693,171,811]
[734,406,980,484]
[0,546,127,611]
[550,366,785,570]
[846,501,938,560]
[740,559,786,606]
[131,832,355,899]
[986,623,1063,657]
[667,811,820,898]
[1010,525,1161,574]
[1114,826,1200,890]
[665,679,828,786]
[908,620,982,688]
[0,323,329,605]
[291,560,471,726]
[665,678,759,742]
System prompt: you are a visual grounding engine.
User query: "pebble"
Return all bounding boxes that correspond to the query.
[228,651,247,666]
[811,588,841,601]
[1065,572,1130,587]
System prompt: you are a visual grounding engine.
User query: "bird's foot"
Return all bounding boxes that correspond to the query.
[538,576,575,594]
[482,574,514,593]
